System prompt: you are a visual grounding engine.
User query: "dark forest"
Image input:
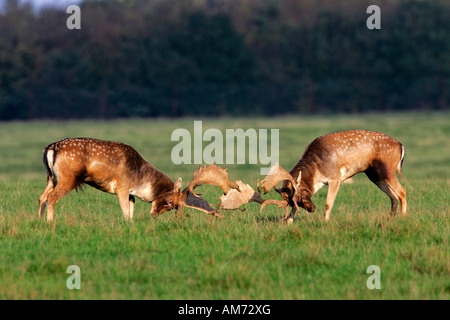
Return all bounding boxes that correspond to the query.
[0,0,448,119]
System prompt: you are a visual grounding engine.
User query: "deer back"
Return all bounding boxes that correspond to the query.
[288,130,404,193]
[45,138,174,199]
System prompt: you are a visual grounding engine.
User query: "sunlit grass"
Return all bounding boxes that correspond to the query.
[0,112,448,299]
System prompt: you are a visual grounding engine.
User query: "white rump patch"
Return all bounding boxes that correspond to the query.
[47,149,55,172]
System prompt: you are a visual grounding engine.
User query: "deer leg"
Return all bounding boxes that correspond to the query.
[46,184,74,222]
[117,190,131,220]
[175,203,185,219]
[384,177,407,216]
[365,168,402,216]
[38,180,54,219]
[325,181,341,221]
[284,207,297,225]
[374,180,399,215]
[129,195,135,220]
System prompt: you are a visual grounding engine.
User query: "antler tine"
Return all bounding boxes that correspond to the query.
[219,181,256,210]
[258,163,297,194]
[218,180,286,210]
[254,163,302,214]
[219,181,292,214]
[177,164,241,217]
[259,199,289,212]
[186,164,240,197]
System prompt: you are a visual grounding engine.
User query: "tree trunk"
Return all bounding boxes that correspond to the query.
[438,77,446,110]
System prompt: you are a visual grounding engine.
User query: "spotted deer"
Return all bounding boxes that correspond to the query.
[38,138,239,221]
[223,130,407,223]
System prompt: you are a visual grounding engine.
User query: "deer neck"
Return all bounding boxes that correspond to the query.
[289,159,320,195]
[130,163,175,202]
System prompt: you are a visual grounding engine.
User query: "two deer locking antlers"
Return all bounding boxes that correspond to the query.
[38,130,407,223]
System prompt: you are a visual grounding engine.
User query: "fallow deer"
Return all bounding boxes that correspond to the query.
[38,138,239,221]
[222,130,407,223]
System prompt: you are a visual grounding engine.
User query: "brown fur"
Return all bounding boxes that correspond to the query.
[39,138,179,221]
[38,138,237,222]
[278,130,407,221]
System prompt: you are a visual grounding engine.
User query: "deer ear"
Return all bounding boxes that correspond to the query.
[296,171,302,189]
[174,177,182,193]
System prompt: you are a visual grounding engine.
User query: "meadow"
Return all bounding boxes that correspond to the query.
[0,112,448,299]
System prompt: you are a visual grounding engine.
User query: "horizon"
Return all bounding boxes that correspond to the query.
[0,0,82,11]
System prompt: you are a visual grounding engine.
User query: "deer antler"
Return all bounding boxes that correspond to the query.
[215,164,293,212]
[187,164,240,197]
[257,163,301,213]
[175,164,241,217]
[258,163,297,194]
[219,180,290,212]
[183,163,300,215]
[181,190,217,215]
[219,180,257,210]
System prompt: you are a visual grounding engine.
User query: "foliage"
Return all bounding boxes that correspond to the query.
[0,0,449,119]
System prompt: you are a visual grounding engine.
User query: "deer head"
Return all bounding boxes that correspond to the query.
[151,164,241,217]
[149,177,186,216]
[258,163,316,213]
[218,163,315,214]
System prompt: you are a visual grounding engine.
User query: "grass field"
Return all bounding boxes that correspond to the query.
[0,112,448,299]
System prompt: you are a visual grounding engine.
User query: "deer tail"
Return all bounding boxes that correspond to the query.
[396,143,405,177]
[43,145,57,182]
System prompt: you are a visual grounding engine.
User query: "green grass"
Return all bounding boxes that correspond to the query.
[0,112,448,299]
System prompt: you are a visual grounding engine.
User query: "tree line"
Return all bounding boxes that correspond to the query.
[0,0,448,120]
